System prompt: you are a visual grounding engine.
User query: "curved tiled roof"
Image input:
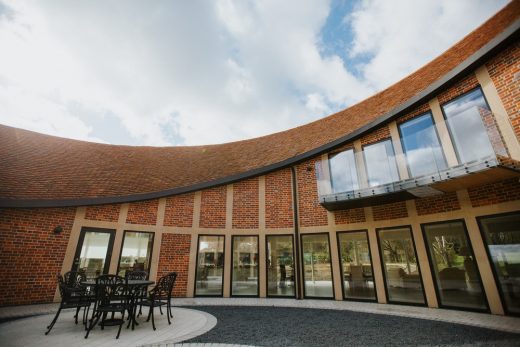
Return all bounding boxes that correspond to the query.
[1,1,519,207]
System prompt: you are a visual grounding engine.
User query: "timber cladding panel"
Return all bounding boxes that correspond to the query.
[486,41,520,139]
[163,193,194,227]
[468,178,520,207]
[334,208,366,225]
[296,159,328,227]
[415,192,461,216]
[0,207,76,306]
[232,177,259,229]
[85,204,121,222]
[157,233,191,297]
[372,201,408,221]
[200,186,227,229]
[265,168,294,228]
[126,199,159,225]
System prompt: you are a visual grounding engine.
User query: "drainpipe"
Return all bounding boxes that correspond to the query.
[291,166,303,300]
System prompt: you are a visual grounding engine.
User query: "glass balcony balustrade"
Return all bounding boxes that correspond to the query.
[316,108,519,210]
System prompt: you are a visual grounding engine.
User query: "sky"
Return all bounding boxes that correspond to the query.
[0,0,509,146]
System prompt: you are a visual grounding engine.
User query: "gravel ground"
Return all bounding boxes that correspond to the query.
[182,306,520,347]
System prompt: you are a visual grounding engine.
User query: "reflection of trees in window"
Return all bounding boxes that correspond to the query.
[431,236,463,269]
[383,240,416,273]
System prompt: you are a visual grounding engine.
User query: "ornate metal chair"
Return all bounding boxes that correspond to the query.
[136,272,177,330]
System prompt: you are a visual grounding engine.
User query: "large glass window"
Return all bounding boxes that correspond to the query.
[266,235,295,297]
[117,231,154,277]
[329,149,359,193]
[195,235,225,296]
[478,213,520,315]
[442,88,495,163]
[378,227,425,305]
[338,231,376,301]
[73,228,115,279]
[231,236,259,296]
[423,221,487,311]
[302,233,334,298]
[399,113,447,177]
[364,140,400,187]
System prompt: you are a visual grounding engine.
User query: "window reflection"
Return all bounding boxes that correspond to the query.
[479,213,520,315]
[232,236,259,296]
[338,231,376,300]
[118,231,154,277]
[364,140,400,187]
[423,221,487,310]
[195,235,225,296]
[329,149,359,193]
[399,113,447,177]
[378,227,425,304]
[302,233,334,298]
[267,235,295,297]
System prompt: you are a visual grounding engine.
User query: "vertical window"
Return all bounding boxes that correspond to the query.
[329,149,359,193]
[378,227,425,305]
[302,233,334,298]
[338,231,376,301]
[117,231,154,277]
[478,212,520,315]
[442,88,494,163]
[195,235,225,296]
[423,221,487,311]
[399,113,447,177]
[231,236,259,296]
[364,140,400,187]
[266,235,295,297]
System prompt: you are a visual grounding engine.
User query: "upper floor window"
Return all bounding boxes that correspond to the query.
[442,88,495,163]
[399,113,447,177]
[364,139,399,187]
[328,149,359,193]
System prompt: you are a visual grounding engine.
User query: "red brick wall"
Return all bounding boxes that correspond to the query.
[265,169,294,228]
[0,207,76,306]
[232,178,259,229]
[126,199,159,225]
[468,178,520,207]
[85,204,121,222]
[486,41,520,139]
[164,193,194,227]
[437,73,480,105]
[200,186,227,228]
[360,125,391,146]
[415,192,460,216]
[157,233,191,297]
[396,103,431,124]
[334,208,365,224]
[372,201,408,221]
[296,159,328,227]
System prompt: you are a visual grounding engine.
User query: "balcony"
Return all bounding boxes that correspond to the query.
[315,106,520,211]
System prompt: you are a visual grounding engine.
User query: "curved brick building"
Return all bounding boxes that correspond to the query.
[1,1,519,316]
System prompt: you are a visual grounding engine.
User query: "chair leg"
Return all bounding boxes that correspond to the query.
[116,311,124,339]
[146,306,152,322]
[159,305,163,315]
[45,306,62,335]
[74,306,81,324]
[166,305,171,325]
[85,311,100,339]
[151,306,156,331]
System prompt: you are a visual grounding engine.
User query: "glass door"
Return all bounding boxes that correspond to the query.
[266,235,295,297]
[72,227,116,279]
[117,231,154,277]
[231,235,259,296]
[195,235,225,296]
[301,233,334,298]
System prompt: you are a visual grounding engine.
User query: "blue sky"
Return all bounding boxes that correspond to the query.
[0,0,508,146]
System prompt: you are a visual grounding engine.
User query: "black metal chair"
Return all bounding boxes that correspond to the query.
[85,275,128,339]
[136,272,177,330]
[125,270,148,280]
[45,272,91,335]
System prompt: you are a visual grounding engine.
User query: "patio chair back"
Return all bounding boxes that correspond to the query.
[95,275,126,304]
[125,270,148,281]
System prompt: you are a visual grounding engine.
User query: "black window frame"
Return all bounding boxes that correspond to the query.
[194,234,226,297]
[230,234,260,298]
[265,233,297,298]
[116,230,155,279]
[300,232,336,300]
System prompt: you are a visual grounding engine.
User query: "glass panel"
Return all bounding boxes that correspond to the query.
[338,231,376,300]
[117,231,154,277]
[364,140,400,187]
[378,227,425,304]
[479,213,520,314]
[424,221,487,310]
[232,236,259,296]
[195,235,225,296]
[78,231,112,279]
[329,149,359,193]
[442,88,494,163]
[399,113,447,177]
[267,235,295,297]
[302,233,333,298]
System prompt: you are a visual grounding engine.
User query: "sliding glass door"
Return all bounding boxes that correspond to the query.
[266,235,295,297]
[195,235,225,296]
[231,236,259,296]
[301,233,334,298]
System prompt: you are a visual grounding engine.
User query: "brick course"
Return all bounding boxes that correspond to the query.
[372,201,408,221]
[200,186,227,228]
[437,73,480,105]
[85,204,121,222]
[296,159,328,227]
[164,193,194,228]
[157,233,191,297]
[265,169,294,228]
[360,125,391,146]
[396,103,431,124]
[415,192,461,216]
[126,199,159,225]
[468,178,520,207]
[232,178,259,229]
[334,208,365,224]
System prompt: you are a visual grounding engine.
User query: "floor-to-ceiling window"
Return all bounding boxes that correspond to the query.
[364,140,400,187]
[377,227,425,305]
[478,212,520,315]
[266,235,295,297]
[195,235,225,296]
[422,220,487,311]
[301,233,334,298]
[337,231,376,301]
[117,231,154,277]
[72,227,115,279]
[329,149,359,193]
[231,236,259,296]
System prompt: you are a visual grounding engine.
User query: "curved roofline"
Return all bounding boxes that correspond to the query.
[1,16,519,208]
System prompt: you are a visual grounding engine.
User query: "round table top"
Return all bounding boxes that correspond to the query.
[81,279,154,286]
